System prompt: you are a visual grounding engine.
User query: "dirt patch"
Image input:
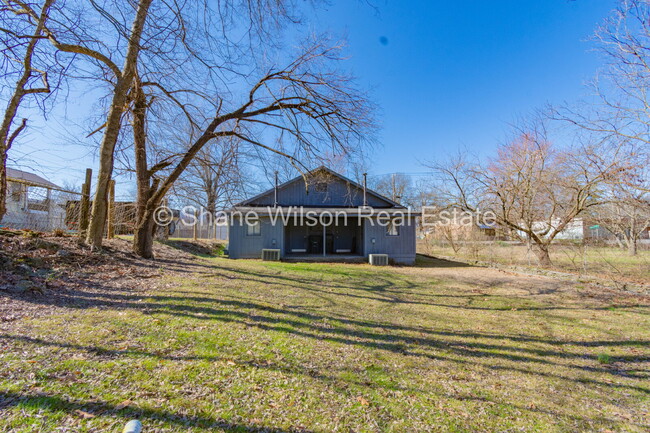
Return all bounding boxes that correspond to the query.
[0,233,218,323]
[405,255,650,307]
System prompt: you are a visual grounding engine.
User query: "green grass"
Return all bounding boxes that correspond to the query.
[1,256,649,432]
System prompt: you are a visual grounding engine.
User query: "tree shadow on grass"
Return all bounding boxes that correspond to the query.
[2,288,649,394]
[0,390,314,432]
[1,334,648,431]
[3,254,650,412]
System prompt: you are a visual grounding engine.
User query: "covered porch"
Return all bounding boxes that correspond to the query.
[283,217,364,258]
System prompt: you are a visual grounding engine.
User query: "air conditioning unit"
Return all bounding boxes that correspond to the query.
[261,249,281,261]
[369,254,389,266]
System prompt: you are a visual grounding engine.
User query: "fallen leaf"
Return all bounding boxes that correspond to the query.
[356,396,369,406]
[115,399,133,410]
[74,409,95,419]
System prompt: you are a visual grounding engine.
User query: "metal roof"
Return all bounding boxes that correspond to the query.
[230,206,421,217]
[6,167,60,189]
[236,165,405,208]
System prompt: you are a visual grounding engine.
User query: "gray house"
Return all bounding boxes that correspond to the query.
[227,166,417,264]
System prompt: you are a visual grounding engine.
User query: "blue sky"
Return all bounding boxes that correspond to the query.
[9,0,619,195]
[313,0,618,175]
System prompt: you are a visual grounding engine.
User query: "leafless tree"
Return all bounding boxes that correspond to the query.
[171,137,249,215]
[5,0,153,246]
[555,0,650,195]
[428,121,611,267]
[0,0,57,221]
[412,177,441,210]
[371,173,413,205]
[590,170,650,255]
[10,0,324,251]
[126,39,373,257]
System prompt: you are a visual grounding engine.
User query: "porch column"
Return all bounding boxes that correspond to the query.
[322,224,326,256]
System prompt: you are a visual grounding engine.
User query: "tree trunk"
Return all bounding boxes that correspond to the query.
[628,217,638,256]
[86,0,153,249]
[133,203,158,258]
[628,238,638,256]
[0,0,53,221]
[131,75,157,259]
[532,243,553,267]
[0,151,8,221]
[613,234,625,250]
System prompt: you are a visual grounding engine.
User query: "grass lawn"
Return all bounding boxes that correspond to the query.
[421,243,650,283]
[1,254,649,432]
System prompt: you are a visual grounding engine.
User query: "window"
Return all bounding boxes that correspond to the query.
[246,221,261,236]
[386,221,400,236]
[314,182,328,193]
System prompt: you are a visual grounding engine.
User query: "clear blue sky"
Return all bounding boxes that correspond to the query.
[313,0,618,176]
[9,0,618,194]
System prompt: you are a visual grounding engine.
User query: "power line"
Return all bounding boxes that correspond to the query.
[367,171,436,178]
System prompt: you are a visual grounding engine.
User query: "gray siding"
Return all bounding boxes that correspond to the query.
[228,167,416,264]
[363,217,417,264]
[229,216,417,263]
[228,217,284,259]
[247,177,392,208]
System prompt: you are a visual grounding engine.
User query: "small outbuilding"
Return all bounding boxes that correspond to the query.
[227,166,418,264]
[2,168,65,231]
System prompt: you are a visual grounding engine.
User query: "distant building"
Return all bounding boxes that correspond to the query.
[536,218,585,241]
[2,168,66,231]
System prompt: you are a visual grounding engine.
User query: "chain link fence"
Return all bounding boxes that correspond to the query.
[2,179,82,232]
[2,173,228,241]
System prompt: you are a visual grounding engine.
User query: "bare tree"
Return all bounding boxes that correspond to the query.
[555,0,650,195]
[172,137,249,214]
[5,0,153,245]
[84,0,153,248]
[0,0,56,221]
[10,0,320,251]
[590,177,650,255]
[127,40,373,258]
[429,121,609,267]
[371,173,413,205]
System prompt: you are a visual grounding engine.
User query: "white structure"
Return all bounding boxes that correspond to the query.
[2,168,66,231]
[527,218,588,240]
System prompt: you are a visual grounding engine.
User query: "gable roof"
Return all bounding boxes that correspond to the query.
[237,166,405,208]
[7,168,60,189]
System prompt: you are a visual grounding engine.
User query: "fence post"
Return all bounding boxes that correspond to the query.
[193,209,198,240]
[78,168,92,239]
[107,179,115,239]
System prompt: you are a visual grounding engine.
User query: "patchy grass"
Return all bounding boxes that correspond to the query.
[422,243,650,283]
[1,255,649,432]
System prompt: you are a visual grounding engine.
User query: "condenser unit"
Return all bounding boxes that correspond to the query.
[261,249,281,261]
[369,254,389,266]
